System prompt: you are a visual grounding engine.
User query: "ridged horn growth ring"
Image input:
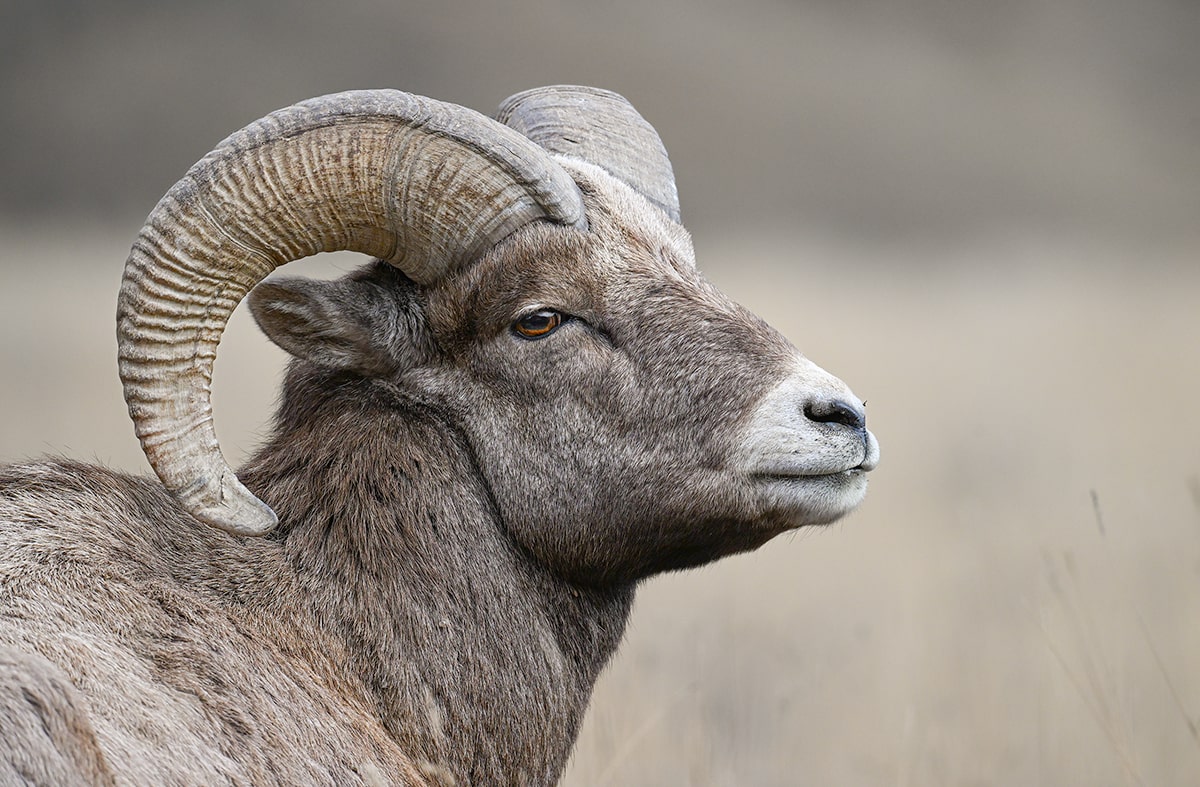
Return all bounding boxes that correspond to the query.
[497,85,680,223]
[117,89,587,536]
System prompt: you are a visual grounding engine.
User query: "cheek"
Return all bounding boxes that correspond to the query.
[438,348,777,582]
[478,393,734,517]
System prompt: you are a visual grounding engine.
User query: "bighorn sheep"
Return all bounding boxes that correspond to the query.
[0,86,879,785]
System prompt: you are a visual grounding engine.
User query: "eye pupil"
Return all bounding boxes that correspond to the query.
[514,310,562,339]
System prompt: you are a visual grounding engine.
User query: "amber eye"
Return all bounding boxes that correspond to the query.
[513,309,563,339]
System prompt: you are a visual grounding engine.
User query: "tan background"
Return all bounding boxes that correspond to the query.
[2,2,1198,784]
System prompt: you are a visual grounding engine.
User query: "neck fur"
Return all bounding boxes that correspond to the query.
[239,373,633,783]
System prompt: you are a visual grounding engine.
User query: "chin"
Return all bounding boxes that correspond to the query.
[763,470,871,529]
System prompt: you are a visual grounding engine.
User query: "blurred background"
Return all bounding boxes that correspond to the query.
[2,1,1198,783]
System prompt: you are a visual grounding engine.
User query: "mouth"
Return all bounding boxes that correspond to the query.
[750,429,880,483]
[746,469,869,527]
[752,465,869,486]
[748,443,876,525]
[751,453,877,484]
[753,454,875,480]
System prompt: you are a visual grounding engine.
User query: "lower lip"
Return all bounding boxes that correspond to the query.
[757,467,866,483]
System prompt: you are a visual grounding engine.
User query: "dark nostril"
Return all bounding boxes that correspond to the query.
[804,398,866,430]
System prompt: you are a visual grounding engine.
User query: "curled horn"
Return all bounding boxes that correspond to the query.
[117,89,587,536]
[496,85,680,223]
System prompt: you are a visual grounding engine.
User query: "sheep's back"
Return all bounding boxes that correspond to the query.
[0,460,427,786]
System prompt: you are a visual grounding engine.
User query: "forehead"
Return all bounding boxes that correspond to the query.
[431,162,709,326]
[563,158,699,283]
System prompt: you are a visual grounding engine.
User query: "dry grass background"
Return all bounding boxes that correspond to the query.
[2,0,1199,784]
[1,228,1196,785]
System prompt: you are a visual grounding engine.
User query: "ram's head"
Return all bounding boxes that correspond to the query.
[117,87,878,586]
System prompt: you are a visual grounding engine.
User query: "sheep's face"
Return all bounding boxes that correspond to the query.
[250,162,877,586]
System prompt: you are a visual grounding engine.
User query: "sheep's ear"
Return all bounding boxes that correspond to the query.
[247,273,432,377]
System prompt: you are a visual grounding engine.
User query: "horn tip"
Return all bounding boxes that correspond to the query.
[186,475,278,537]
